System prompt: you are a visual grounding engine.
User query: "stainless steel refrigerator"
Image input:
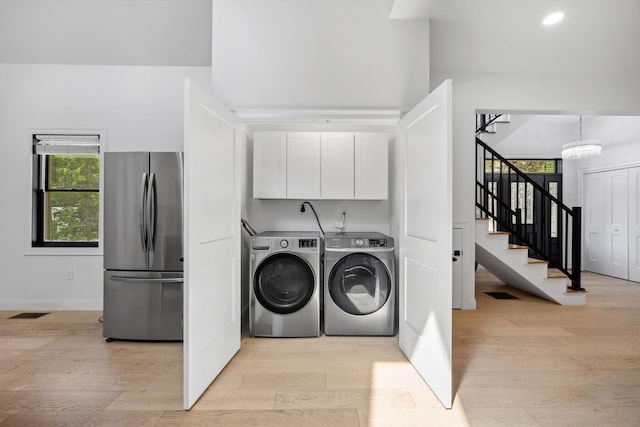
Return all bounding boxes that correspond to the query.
[103,152,183,341]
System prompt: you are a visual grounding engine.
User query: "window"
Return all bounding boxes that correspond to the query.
[32,135,100,247]
[485,159,559,174]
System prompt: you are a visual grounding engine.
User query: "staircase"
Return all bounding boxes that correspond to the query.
[476,218,586,305]
[475,113,586,305]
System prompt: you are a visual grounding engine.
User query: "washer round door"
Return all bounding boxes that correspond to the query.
[328,253,391,315]
[254,253,315,314]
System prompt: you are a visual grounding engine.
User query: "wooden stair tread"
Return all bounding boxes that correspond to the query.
[527,258,548,264]
[489,231,510,235]
[508,244,528,250]
[547,271,568,279]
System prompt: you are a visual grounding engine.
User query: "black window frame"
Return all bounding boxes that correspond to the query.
[31,135,100,248]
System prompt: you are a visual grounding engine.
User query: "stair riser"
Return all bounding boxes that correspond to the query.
[476,219,584,305]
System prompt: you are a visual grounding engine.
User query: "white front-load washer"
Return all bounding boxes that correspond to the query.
[250,231,321,337]
[323,232,396,336]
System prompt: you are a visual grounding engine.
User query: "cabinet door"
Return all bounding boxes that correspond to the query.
[287,132,321,199]
[355,132,388,200]
[253,131,287,198]
[321,132,354,199]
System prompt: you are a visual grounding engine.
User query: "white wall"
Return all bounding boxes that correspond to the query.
[0,0,212,66]
[563,117,640,209]
[0,64,211,310]
[212,0,429,110]
[479,115,577,158]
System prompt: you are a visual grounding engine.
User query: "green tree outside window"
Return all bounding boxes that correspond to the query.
[45,155,100,242]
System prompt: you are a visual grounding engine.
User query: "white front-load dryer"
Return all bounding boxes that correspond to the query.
[323,232,396,336]
[250,231,321,337]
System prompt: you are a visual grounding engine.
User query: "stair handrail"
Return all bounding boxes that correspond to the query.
[476,180,523,236]
[476,113,504,135]
[476,137,584,291]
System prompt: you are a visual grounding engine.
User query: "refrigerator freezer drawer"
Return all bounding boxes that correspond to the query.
[103,270,183,341]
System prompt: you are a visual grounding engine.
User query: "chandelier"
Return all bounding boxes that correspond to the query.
[561,115,602,160]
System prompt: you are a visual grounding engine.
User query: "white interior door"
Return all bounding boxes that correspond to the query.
[183,78,241,409]
[584,169,629,279]
[628,167,640,282]
[397,80,453,408]
[584,172,606,273]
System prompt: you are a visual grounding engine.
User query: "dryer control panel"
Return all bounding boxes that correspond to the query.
[251,232,321,253]
[324,232,394,250]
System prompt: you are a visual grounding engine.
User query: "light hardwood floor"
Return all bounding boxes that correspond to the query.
[1,268,640,426]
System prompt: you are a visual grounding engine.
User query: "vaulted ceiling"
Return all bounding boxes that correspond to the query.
[392,0,640,76]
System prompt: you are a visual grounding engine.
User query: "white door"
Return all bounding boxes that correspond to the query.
[628,167,640,282]
[584,169,629,279]
[183,79,241,409]
[397,80,453,408]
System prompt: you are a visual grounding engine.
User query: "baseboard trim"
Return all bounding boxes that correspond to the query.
[0,300,102,311]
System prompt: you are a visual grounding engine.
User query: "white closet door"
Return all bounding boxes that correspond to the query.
[584,169,629,279]
[397,80,452,409]
[183,78,241,409]
[629,167,640,282]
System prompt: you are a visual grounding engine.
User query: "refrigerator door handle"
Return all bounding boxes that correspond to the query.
[140,172,149,252]
[148,172,157,251]
[111,275,184,284]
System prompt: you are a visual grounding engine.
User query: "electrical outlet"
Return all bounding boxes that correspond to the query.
[334,207,348,231]
[65,269,73,280]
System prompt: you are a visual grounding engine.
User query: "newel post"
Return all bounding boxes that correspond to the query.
[570,206,584,291]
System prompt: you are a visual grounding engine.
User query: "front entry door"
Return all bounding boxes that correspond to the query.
[397,80,453,409]
[486,168,563,266]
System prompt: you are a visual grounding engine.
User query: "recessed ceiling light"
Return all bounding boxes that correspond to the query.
[543,11,565,26]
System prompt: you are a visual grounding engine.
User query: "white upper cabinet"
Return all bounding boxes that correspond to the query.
[286,132,321,199]
[252,131,388,200]
[355,132,388,200]
[321,132,355,199]
[253,131,287,199]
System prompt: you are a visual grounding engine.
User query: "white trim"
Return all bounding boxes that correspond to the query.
[232,109,402,125]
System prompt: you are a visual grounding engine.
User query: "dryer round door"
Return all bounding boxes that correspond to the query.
[328,253,391,315]
[254,253,315,314]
